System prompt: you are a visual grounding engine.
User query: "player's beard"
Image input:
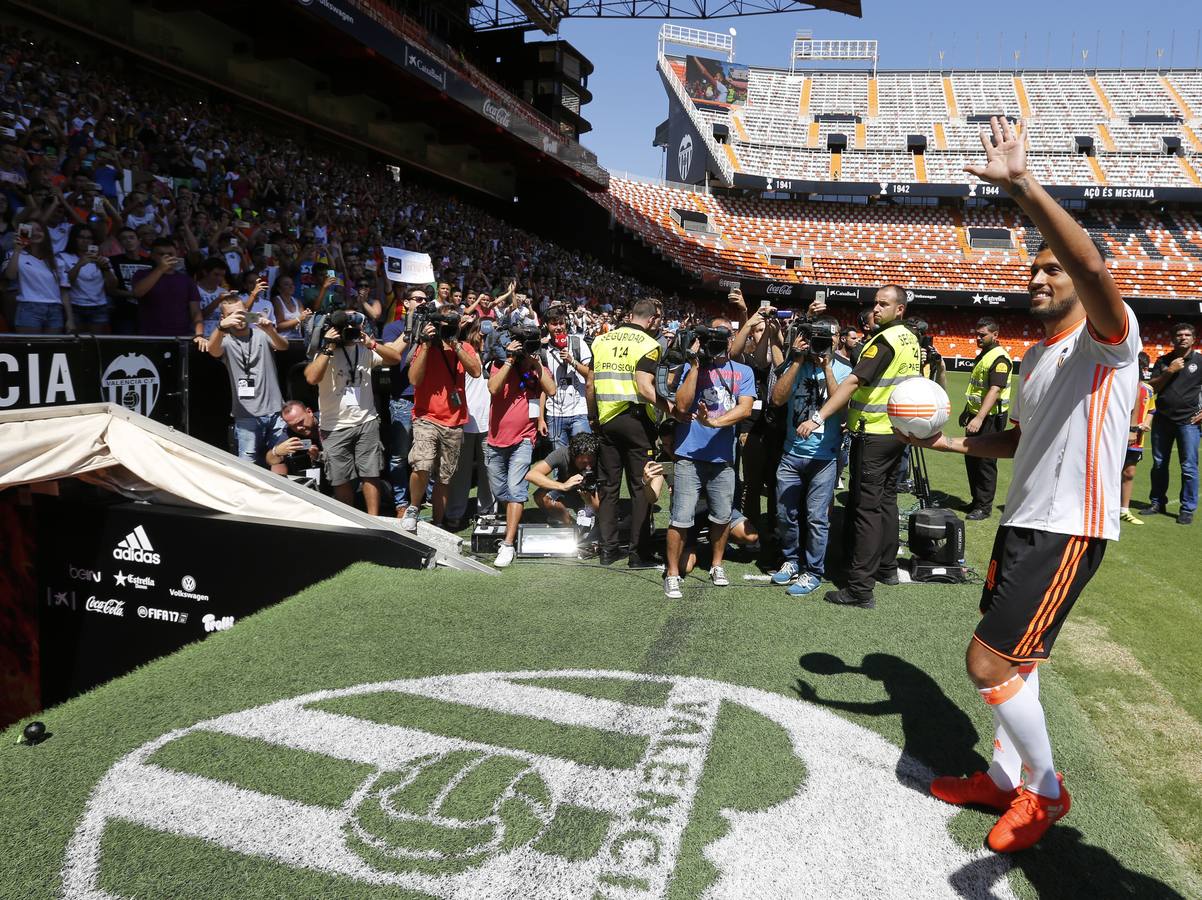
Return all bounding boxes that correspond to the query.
[1030,290,1077,321]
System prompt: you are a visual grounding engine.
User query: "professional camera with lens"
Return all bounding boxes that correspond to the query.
[579,465,599,493]
[906,317,943,373]
[407,301,461,345]
[305,308,367,357]
[654,325,731,403]
[786,318,838,360]
[509,325,543,357]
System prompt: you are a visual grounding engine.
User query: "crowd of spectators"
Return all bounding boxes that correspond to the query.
[0,29,701,341]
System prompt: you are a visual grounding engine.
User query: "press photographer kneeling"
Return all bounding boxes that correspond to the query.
[526,432,602,528]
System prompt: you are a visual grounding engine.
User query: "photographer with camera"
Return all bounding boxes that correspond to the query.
[589,298,667,568]
[485,326,557,567]
[265,401,324,477]
[959,317,1013,520]
[662,320,756,599]
[303,309,400,515]
[796,284,921,609]
[399,305,482,532]
[526,431,602,528]
[540,308,593,448]
[908,317,948,391]
[769,315,851,596]
[208,297,289,467]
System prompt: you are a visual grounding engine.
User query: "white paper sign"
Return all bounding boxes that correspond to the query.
[381,246,434,285]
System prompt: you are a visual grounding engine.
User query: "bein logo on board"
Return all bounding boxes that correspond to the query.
[69,565,102,583]
[112,526,161,566]
[85,597,124,617]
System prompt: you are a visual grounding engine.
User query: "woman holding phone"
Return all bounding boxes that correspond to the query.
[57,223,118,334]
[272,274,309,340]
[5,220,73,334]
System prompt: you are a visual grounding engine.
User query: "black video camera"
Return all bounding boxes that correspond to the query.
[408,301,461,345]
[655,325,731,403]
[305,308,367,357]
[486,322,543,364]
[906,317,942,371]
[786,318,838,360]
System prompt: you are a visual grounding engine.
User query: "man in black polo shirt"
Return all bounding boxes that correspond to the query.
[1147,322,1202,525]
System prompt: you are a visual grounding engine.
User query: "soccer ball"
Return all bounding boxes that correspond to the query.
[887,378,951,440]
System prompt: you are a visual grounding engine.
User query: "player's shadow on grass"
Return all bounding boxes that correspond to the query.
[793,652,986,792]
[950,825,1187,899]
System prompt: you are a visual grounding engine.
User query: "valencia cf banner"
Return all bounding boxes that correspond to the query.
[0,336,185,428]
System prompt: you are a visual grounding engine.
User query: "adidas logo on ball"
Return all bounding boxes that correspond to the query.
[111,526,161,565]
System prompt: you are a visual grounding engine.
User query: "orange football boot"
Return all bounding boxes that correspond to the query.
[987,775,1071,853]
[929,771,1020,811]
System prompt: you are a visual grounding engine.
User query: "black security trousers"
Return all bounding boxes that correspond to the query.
[598,410,658,556]
[846,433,906,599]
[964,413,1005,510]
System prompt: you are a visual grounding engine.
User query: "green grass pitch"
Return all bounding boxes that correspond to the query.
[1,372,1200,899]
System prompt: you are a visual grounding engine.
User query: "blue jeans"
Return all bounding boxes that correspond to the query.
[547,414,591,449]
[234,414,288,467]
[1150,415,1200,513]
[776,453,838,577]
[670,458,736,528]
[15,300,64,332]
[485,440,534,504]
[388,397,415,507]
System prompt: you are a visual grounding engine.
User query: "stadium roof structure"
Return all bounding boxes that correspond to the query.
[470,0,860,34]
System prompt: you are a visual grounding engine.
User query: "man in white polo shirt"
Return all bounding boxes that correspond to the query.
[898,117,1139,854]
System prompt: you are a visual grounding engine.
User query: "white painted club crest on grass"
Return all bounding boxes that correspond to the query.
[62,670,1014,899]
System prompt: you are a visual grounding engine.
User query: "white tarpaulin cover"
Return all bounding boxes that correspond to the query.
[0,409,353,527]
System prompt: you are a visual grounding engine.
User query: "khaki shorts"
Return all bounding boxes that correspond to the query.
[409,418,464,485]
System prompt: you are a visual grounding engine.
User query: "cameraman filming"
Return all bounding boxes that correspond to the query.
[769,315,850,596]
[959,317,1012,520]
[485,326,557,568]
[796,284,921,609]
[303,310,400,515]
[399,305,483,532]
[662,320,756,599]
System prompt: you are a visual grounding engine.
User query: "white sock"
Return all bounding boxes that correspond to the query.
[986,665,1039,791]
[987,716,1022,791]
[1120,507,1129,514]
[980,668,1059,798]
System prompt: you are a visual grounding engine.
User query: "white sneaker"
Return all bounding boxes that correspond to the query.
[495,543,515,568]
[663,575,683,599]
[400,506,419,533]
[709,566,730,587]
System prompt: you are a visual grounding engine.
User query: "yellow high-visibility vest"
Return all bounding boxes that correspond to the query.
[965,344,1012,415]
[848,322,922,434]
[590,325,661,424]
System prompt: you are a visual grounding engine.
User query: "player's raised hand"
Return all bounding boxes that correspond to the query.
[964,116,1027,191]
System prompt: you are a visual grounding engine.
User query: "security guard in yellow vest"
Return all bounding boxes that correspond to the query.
[959,317,1013,520]
[797,285,921,608]
[588,298,666,567]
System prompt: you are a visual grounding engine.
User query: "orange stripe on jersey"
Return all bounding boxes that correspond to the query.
[1093,367,1116,536]
[1013,537,1080,658]
[1016,537,1088,658]
[1083,366,1102,536]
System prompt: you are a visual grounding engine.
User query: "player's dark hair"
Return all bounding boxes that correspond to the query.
[568,432,601,459]
[1036,238,1109,262]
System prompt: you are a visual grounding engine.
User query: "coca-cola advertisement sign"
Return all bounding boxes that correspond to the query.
[482,99,512,130]
[85,597,125,617]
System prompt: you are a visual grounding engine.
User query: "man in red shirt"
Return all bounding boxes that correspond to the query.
[399,318,483,532]
[486,336,557,567]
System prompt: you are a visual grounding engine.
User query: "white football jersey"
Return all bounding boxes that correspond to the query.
[1002,305,1140,541]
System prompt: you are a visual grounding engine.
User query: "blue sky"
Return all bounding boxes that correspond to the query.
[556,1,1201,177]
